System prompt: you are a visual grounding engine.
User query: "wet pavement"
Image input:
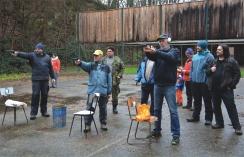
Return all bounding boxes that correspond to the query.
[0,75,244,157]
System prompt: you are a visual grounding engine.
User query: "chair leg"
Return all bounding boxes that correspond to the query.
[127,120,133,144]
[14,107,16,126]
[2,107,7,125]
[149,123,152,143]
[69,115,75,136]
[22,106,28,124]
[81,116,83,132]
[135,122,139,139]
[84,123,87,138]
[92,116,98,135]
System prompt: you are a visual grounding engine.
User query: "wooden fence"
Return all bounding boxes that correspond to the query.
[79,0,244,43]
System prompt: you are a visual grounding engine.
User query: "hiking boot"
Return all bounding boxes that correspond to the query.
[204,120,212,126]
[235,129,243,135]
[42,113,50,117]
[186,118,199,122]
[212,124,224,129]
[84,126,91,133]
[30,115,36,120]
[171,137,180,145]
[101,124,108,131]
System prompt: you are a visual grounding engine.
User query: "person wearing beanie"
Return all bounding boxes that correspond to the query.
[75,50,112,132]
[143,33,180,145]
[187,40,215,126]
[182,48,194,110]
[102,47,124,114]
[12,43,55,120]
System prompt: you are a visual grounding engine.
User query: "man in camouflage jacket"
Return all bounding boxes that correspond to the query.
[103,47,125,114]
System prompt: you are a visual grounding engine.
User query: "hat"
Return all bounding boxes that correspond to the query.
[185,48,194,55]
[35,42,44,49]
[197,40,208,50]
[93,50,103,56]
[157,33,171,41]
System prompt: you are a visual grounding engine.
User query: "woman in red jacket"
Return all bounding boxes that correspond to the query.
[182,48,194,110]
[51,54,61,88]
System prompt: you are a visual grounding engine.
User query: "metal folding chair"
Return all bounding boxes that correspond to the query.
[69,93,100,138]
[1,87,28,125]
[126,96,157,144]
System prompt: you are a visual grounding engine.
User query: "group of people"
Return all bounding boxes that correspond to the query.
[136,34,242,146]
[12,44,124,131]
[11,33,242,145]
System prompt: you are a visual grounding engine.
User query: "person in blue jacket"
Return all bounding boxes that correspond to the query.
[75,50,112,132]
[187,40,215,125]
[13,43,55,120]
[135,56,155,115]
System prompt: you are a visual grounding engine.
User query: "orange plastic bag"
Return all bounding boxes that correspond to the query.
[136,104,150,121]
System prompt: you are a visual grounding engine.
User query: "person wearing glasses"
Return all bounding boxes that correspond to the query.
[143,34,181,145]
[75,50,112,132]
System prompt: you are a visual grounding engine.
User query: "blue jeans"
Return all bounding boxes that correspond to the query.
[154,85,180,137]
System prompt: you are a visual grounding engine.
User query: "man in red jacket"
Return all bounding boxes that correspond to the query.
[51,54,61,88]
[182,48,194,110]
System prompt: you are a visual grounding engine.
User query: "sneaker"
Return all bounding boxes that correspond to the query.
[101,124,108,131]
[205,120,212,126]
[235,129,243,135]
[186,118,199,122]
[212,124,224,129]
[171,137,180,145]
[150,130,162,138]
[42,113,50,117]
[84,126,91,133]
[30,115,36,120]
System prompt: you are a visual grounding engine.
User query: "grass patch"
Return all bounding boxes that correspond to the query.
[241,67,244,78]
[0,65,139,81]
[0,73,30,81]
[125,65,138,74]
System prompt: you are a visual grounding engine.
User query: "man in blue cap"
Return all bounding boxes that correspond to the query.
[12,43,55,120]
[143,33,180,145]
[186,40,215,125]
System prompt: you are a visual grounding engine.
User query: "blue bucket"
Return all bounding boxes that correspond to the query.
[52,105,66,128]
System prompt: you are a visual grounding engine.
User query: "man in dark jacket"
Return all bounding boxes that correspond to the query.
[13,43,55,120]
[207,44,242,135]
[144,34,180,145]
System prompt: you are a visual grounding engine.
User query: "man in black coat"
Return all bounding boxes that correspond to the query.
[13,43,55,120]
[207,44,242,135]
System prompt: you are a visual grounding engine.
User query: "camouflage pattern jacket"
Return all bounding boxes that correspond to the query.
[103,56,125,86]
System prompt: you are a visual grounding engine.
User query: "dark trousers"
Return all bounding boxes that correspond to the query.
[192,82,213,121]
[85,95,108,125]
[141,84,154,115]
[212,89,241,129]
[185,81,193,108]
[112,84,120,107]
[31,80,49,116]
